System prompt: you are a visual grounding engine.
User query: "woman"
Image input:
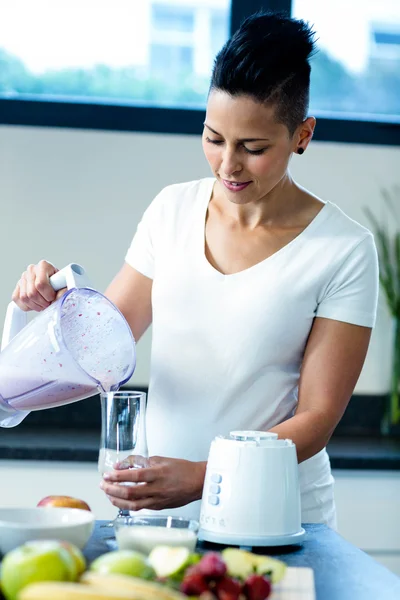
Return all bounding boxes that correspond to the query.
[13,12,378,528]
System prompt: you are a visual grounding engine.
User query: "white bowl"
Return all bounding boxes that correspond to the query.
[0,507,95,555]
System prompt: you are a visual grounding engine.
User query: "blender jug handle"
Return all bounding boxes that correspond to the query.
[1,263,92,351]
[49,263,92,292]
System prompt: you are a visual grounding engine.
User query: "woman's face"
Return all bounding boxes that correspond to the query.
[202,90,310,205]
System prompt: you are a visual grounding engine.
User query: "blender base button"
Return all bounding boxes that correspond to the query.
[211,473,222,483]
[210,484,221,494]
[208,495,220,506]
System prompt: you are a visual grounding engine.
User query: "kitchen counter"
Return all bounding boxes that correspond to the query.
[85,521,400,600]
[0,427,399,470]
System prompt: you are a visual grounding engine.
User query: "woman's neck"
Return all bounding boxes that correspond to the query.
[212,173,305,230]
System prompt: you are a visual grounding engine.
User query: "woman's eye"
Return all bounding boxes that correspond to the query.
[244,147,269,155]
[206,137,223,145]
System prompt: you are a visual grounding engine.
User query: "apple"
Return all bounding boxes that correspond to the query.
[90,550,155,580]
[37,495,91,511]
[60,541,87,576]
[221,548,286,584]
[0,540,77,600]
[148,546,195,579]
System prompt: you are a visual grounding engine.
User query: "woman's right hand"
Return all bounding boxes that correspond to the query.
[12,260,66,312]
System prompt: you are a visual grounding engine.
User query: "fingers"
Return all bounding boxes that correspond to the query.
[114,455,149,470]
[15,271,45,312]
[12,277,29,312]
[106,494,157,512]
[103,464,155,484]
[101,479,152,500]
[12,260,59,312]
[26,265,51,310]
[55,288,68,301]
[35,260,58,302]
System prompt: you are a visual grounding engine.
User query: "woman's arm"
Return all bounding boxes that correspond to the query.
[269,316,372,462]
[105,263,153,342]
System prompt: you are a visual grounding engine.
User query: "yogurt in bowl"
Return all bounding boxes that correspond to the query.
[113,515,199,554]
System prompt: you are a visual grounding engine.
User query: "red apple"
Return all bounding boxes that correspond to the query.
[37,495,91,512]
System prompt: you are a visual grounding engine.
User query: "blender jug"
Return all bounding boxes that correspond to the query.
[0,264,136,428]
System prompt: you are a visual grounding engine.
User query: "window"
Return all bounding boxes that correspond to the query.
[0,0,230,109]
[0,0,399,144]
[292,0,400,122]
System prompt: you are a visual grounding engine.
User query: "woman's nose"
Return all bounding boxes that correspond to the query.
[220,149,242,176]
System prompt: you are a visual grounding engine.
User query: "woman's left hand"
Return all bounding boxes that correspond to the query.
[100,456,207,512]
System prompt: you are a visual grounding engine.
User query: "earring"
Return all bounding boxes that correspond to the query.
[297,148,305,155]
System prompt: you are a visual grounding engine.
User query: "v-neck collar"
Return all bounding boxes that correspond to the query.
[200,178,333,280]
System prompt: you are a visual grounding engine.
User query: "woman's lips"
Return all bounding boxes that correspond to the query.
[222,179,252,192]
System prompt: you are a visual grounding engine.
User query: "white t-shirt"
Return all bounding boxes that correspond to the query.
[125,178,379,525]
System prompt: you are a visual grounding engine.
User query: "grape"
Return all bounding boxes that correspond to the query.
[184,564,202,577]
[198,552,227,579]
[215,575,242,600]
[242,574,272,600]
[181,572,210,595]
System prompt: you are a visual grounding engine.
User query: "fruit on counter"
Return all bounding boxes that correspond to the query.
[19,581,137,600]
[90,550,155,579]
[180,555,243,600]
[81,572,188,599]
[242,575,272,600]
[148,545,200,579]
[176,549,276,599]
[180,572,209,595]
[60,541,87,576]
[251,554,286,584]
[197,552,227,579]
[221,548,286,584]
[0,540,77,600]
[37,495,91,511]
[215,575,242,600]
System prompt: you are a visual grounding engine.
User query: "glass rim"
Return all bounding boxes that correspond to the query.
[113,514,200,530]
[99,390,146,399]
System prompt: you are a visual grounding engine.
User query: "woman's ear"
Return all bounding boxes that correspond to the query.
[294,116,316,154]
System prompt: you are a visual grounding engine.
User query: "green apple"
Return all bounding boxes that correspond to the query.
[148,546,200,580]
[0,540,77,600]
[59,541,86,576]
[221,548,286,584]
[253,554,287,583]
[148,546,190,578]
[90,550,155,579]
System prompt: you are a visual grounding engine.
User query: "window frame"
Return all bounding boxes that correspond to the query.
[0,0,399,146]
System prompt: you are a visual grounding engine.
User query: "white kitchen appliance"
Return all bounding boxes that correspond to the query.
[199,431,305,546]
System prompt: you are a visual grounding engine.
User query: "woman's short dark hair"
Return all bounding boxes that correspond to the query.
[210,11,316,136]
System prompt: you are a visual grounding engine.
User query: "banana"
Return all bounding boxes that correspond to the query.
[81,572,187,600]
[19,581,139,600]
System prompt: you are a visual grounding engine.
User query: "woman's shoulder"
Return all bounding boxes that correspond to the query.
[147,178,214,225]
[323,201,374,244]
[157,177,214,201]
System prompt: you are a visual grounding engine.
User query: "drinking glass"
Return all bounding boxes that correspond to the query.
[98,391,148,520]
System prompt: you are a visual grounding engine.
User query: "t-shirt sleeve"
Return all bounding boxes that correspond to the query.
[124,189,166,280]
[315,233,379,327]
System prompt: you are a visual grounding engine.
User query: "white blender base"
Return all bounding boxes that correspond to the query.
[198,527,306,547]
